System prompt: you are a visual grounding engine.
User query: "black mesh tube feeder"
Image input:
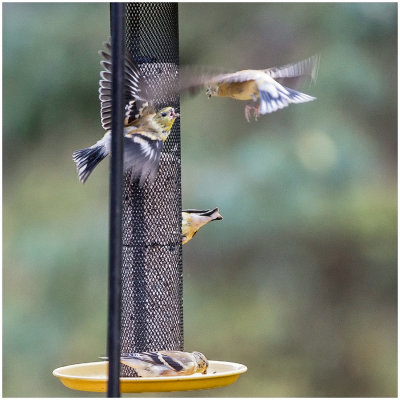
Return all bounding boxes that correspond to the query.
[53,3,246,394]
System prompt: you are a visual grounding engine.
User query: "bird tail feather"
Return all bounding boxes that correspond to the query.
[72,143,109,183]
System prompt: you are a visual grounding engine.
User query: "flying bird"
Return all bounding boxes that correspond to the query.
[180,54,319,121]
[72,42,179,186]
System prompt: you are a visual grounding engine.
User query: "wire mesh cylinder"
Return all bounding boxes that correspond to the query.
[120,3,182,377]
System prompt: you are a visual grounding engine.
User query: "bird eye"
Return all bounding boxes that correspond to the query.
[161,112,167,117]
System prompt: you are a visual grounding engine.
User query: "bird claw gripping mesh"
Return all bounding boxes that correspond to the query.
[121,3,183,377]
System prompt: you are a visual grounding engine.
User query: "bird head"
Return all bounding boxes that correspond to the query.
[206,85,219,98]
[192,351,209,374]
[154,106,179,132]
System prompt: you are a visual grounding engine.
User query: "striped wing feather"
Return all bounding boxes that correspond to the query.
[123,134,163,186]
[98,42,145,131]
[120,351,195,376]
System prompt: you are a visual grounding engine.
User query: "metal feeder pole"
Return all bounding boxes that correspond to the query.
[107,3,125,397]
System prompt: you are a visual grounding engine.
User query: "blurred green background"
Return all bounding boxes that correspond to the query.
[3,2,397,397]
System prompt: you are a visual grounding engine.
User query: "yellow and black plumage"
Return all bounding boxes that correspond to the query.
[72,42,179,186]
[101,350,208,377]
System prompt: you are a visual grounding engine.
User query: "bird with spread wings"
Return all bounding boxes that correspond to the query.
[72,42,179,186]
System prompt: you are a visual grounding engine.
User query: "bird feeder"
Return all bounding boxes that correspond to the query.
[53,3,246,394]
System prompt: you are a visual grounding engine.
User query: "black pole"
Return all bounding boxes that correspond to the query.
[107,3,125,397]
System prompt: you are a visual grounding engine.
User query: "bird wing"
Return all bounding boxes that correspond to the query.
[182,208,221,217]
[99,41,148,131]
[123,133,164,186]
[182,209,213,215]
[209,70,265,84]
[121,351,187,373]
[265,54,320,86]
[124,100,156,127]
[157,351,197,371]
[177,65,235,95]
[214,54,320,85]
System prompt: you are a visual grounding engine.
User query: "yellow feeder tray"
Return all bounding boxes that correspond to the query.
[53,360,247,393]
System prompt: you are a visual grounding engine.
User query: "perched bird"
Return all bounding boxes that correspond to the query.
[182,208,223,245]
[72,42,179,186]
[101,350,208,377]
[180,54,319,121]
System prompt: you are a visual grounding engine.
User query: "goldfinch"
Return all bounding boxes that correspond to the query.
[101,350,208,377]
[72,42,179,186]
[182,208,223,245]
[180,54,319,121]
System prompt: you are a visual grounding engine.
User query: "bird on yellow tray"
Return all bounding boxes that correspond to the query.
[182,208,223,245]
[180,54,319,121]
[101,350,208,377]
[72,41,179,186]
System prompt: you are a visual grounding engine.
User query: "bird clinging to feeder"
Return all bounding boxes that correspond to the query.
[72,41,179,186]
[182,208,223,245]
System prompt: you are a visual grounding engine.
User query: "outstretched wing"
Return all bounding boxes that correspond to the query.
[209,54,320,85]
[265,54,320,87]
[123,133,164,186]
[99,41,147,131]
[124,99,156,127]
[178,64,234,95]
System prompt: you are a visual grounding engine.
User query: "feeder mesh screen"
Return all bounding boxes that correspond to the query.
[121,3,182,377]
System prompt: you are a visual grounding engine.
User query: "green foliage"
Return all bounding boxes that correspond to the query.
[3,3,397,397]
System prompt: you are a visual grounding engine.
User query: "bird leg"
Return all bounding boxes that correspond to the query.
[244,103,260,122]
[253,103,260,121]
